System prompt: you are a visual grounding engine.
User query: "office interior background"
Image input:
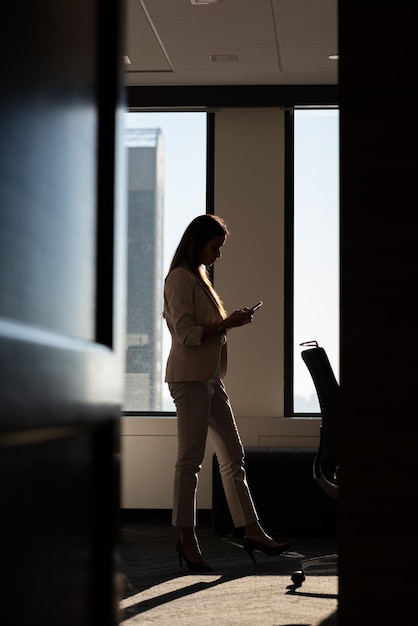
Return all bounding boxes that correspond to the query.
[1,1,417,625]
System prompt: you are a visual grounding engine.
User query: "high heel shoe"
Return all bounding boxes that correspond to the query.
[176,541,213,573]
[243,537,292,566]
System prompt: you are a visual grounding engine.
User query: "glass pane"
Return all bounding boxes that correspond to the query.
[123,112,207,412]
[293,109,340,413]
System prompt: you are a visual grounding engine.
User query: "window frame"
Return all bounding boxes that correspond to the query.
[284,108,296,416]
[123,88,338,418]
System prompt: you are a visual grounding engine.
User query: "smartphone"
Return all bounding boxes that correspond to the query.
[250,300,263,313]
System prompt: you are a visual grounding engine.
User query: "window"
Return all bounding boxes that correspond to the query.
[123,111,208,413]
[288,108,340,414]
[121,105,339,417]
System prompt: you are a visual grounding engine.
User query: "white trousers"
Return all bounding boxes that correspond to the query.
[168,375,258,528]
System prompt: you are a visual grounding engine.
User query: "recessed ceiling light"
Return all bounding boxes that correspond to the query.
[191,0,222,5]
[209,54,238,62]
[328,54,339,60]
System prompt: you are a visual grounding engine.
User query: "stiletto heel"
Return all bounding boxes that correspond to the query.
[243,538,292,566]
[244,540,258,565]
[175,541,213,573]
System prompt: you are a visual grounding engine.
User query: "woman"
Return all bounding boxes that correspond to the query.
[163,214,291,572]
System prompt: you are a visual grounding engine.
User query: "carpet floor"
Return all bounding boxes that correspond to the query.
[118,513,338,626]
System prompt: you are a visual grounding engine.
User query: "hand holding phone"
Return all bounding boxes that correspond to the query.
[250,300,263,313]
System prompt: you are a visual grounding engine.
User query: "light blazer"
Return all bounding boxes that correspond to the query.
[163,266,227,382]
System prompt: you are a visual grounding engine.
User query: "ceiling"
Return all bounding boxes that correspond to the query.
[124,0,338,88]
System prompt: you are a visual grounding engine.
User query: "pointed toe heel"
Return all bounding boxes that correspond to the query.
[176,541,213,573]
[243,538,292,566]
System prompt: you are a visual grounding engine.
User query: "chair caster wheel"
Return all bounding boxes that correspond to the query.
[291,570,305,587]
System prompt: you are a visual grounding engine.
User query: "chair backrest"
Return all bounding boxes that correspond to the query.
[301,342,339,490]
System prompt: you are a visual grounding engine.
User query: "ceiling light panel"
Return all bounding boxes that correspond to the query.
[209,54,238,62]
[191,0,222,5]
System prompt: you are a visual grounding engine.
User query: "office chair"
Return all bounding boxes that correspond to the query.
[291,341,339,588]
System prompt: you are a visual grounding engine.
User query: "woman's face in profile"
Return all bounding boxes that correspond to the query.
[200,235,225,268]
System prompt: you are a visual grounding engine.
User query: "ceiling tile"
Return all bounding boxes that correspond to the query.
[151,15,277,45]
[276,13,338,44]
[125,45,172,71]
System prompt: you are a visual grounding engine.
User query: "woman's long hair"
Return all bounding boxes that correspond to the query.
[167,214,229,317]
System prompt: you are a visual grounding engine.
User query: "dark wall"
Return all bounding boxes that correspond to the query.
[0,2,125,625]
[339,4,418,624]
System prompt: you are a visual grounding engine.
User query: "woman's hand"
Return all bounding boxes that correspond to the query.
[201,308,253,342]
[225,308,253,328]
